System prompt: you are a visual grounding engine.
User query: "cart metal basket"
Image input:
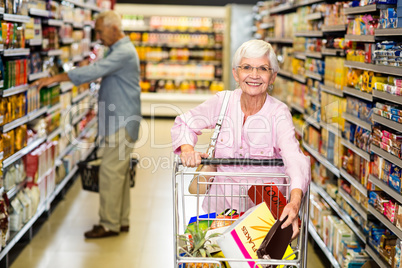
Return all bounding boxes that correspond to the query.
[173,157,310,268]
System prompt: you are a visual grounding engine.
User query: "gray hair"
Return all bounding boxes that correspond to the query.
[232,39,279,73]
[97,10,123,32]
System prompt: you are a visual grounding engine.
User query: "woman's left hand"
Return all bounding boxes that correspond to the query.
[279,188,303,240]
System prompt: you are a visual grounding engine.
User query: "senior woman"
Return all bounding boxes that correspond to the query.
[171,39,310,239]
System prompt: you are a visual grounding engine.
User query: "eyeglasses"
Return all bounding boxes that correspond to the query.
[237,65,274,74]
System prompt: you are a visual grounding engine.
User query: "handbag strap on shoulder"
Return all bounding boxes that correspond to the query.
[207,91,231,158]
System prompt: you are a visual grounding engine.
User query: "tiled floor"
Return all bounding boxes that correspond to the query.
[10,118,327,268]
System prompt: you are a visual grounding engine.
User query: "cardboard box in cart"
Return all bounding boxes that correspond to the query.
[216,202,294,268]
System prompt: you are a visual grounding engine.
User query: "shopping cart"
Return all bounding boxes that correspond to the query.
[173,157,310,268]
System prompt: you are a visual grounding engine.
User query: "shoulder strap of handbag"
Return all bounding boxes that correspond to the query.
[206,91,231,159]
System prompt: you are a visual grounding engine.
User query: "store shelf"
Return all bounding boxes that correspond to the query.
[47,19,64,27]
[342,113,372,132]
[3,48,30,57]
[56,143,74,163]
[6,179,26,200]
[344,61,402,77]
[29,38,43,46]
[303,143,340,177]
[321,48,345,56]
[373,90,402,105]
[321,24,346,32]
[295,125,303,136]
[309,97,320,107]
[278,69,293,79]
[60,82,74,93]
[304,115,321,129]
[308,222,341,268]
[340,168,368,196]
[372,114,402,133]
[45,49,63,56]
[47,103,61,115]
[293,74,306,84]
[72,111,88,126]
[290,103,304,114]
[28,106,48,121]
[2,137,46,169]
[311,182,366,242]
[369,174,402,205]
[369,205,402,240]
[72,90,90,103]
[3,14,31,23]
[344,4,378,14]
[320,121,341,137]
[269,3,296,14]
[1,116,28,133]
[1,84,29,97]
[29,8,50,17]
[320,84,343,97]
[293,52,306,60]
[260,22,274,29]
[47,127,62,142]
[305,12,322,20]
[294,31,323,37]
[61,38,74,44]
[73,22,84,28]
[338,188,368,220]
[305,51,322,58]
[342,87,373,102]
[341,138,371,161]
[305,71,322,81]
[371,144,402,168]
[365,245,389,268]
[29,71,49,82]
[345,34,375,42]
[0,203,46,262]
[265,37,293,44]
[375,28,402,37]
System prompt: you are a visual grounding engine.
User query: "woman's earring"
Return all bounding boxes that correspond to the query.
[268,84,274,91]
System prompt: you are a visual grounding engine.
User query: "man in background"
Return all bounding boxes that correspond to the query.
[36,10,141,238]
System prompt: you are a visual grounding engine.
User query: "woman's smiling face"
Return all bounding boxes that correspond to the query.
[232,55,277,98]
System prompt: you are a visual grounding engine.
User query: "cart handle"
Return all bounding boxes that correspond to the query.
[179,158,284,166]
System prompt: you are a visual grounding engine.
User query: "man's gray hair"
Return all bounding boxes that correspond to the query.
[97,10,123,32]
[232,39,279,73]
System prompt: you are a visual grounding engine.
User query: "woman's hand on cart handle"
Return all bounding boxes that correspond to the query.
[280,188,303,240]
[180,144,209,167]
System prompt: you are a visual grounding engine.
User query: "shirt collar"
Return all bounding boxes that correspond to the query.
[109,36,130,51]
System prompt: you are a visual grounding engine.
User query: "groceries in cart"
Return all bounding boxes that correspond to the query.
[177,174,299,268]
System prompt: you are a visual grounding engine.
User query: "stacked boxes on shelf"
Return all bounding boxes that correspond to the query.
[253,0,402,266]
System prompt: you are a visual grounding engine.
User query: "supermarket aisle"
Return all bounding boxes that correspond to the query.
[11,118,327,268]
